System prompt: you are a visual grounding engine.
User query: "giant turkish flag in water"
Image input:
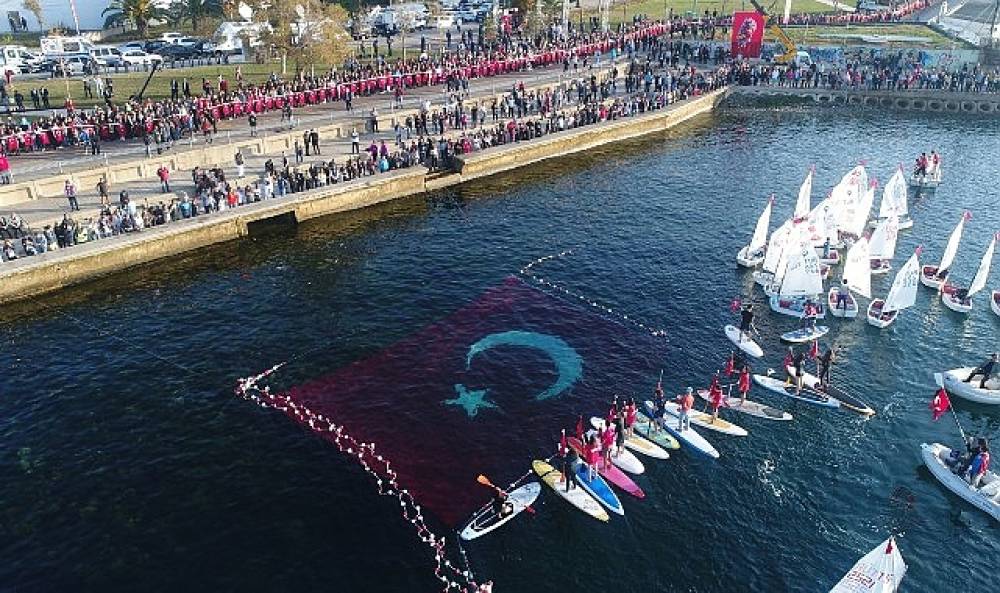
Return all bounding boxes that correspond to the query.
[731,11,766,59]
[273,276,667,526]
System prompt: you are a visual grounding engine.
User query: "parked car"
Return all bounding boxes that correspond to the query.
[159,32,186,43]
[121,49,162,66]
[160,44,200,60]
[117,41,145,53]
[90,46,123,67]
[144,40,168,53]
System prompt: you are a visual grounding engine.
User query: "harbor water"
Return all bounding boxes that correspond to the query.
[1,103,998,592]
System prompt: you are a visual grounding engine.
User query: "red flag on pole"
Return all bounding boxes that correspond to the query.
[930,388,951,421]
[729,296,742,313]
[724,353,735,377]
[808,339,820,360]
[559,429,568,456]
[575,415,584,439]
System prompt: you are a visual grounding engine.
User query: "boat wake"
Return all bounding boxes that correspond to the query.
[757,457,785,499]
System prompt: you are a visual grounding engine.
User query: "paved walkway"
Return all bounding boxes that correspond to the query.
[6,60,621,183]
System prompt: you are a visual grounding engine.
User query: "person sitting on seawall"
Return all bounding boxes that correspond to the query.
[964,353,999,389]
[966,444,991,489]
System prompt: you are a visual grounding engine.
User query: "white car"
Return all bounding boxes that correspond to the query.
[159,32,186,43]
[121,49,162,66]
[117,41,145,53]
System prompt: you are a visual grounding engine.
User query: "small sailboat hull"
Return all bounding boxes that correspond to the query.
[769,294,827,319]
[941,291,973,314]
[865,299,898,328]
[870,259,892,276]
[736,245,765,268]
[992,291,1000,317]
[827,287,858,318]
[816,248,840,266]
[752,270,773,288]
[870,216,913,230]
[921,265,947,289]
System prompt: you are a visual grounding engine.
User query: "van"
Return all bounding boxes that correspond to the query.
[40,35,95,58]
[0,45,42,74]
[90,46,122,67]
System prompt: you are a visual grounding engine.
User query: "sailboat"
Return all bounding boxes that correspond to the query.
[868,215,899,275]
[828,536,906,593]
[841,180,877,243]
[808,198,841,265]
[871,167,912,230]
[794,167,813,220]
[754,219,792,292]
[867,248,921,328]
[830,164,869,246]
[769,240,827,320]
[737,196,774,267]
[941,232,997,314]
[828,236,870,319]
[921,211,969,289]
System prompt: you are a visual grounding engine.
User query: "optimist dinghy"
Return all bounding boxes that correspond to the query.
[828,236,871,319]
[737,196,773,267]
[868,215,899,276]
[866,248,921,329]
[921,211,968,289]
[828,536,907,593]
[940,232,997,314]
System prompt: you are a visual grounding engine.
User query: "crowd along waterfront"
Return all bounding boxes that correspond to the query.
[1,98,998,593]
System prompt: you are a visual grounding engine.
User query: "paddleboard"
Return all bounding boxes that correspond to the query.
[784,366,876,416]
[752,374,841,409]
[696,389,793,421]
[567,436,644,499]
[724,324,764,358]
[642,401,720,459]
[589,417,670,460]
[780,326,830,343]
[659,401,748,436]
[573,461,624,516]
[459,482,541,540]
[532,460,609,522]
[634,411,681,450]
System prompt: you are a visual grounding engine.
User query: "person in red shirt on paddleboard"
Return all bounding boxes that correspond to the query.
[708,374,725,423]
[600,422,615,466]
[584,434,600,481]
[624,399,637,438]
[738,365,751,404]
[675,387,694,431]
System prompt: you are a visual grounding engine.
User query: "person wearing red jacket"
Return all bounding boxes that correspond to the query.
[738,366,751,404]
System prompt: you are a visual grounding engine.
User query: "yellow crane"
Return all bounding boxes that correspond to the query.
[748,0,799,64]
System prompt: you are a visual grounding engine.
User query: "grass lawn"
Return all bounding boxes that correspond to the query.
[773,24,967,49]
[9,63,289,109]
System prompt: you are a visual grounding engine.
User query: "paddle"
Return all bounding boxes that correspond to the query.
[477,474,536,514]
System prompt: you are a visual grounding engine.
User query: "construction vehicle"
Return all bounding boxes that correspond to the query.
[747,0,802,64]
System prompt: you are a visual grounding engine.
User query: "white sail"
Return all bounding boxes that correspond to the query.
[830,165,868,231]
[869,216,899,261]
[847,184,876,237]
[806,199,829,244]
[829,536,906,593]
[878,169,908,219]
[967,234,997,298]
[779,241,824,296]
[795,169,813,219]
[748,197,773,253]
[763,220,792,274]
[842,237,872,298]
[938,214,967,273]
[884,250,921,312]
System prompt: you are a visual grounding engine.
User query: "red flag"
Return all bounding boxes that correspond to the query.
[731,11,765,58]
[559,429,567,456]
[575,415,584,439]
[808,340,819,360]
[930,388,951,421]
[729,297,742,313]
[724,353,735,377]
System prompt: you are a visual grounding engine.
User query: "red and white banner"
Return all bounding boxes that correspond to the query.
[731,11,765,59]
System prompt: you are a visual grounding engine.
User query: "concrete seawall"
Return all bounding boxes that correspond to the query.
[0,88,727,304]
[731,86,1000,114]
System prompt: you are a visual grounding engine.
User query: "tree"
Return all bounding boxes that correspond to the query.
[170,0,223,33]
[102,0,169,37]
[254,0,352,73]
[21,0,43,31]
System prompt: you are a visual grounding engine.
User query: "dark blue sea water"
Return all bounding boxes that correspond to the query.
[1,104,998,593]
